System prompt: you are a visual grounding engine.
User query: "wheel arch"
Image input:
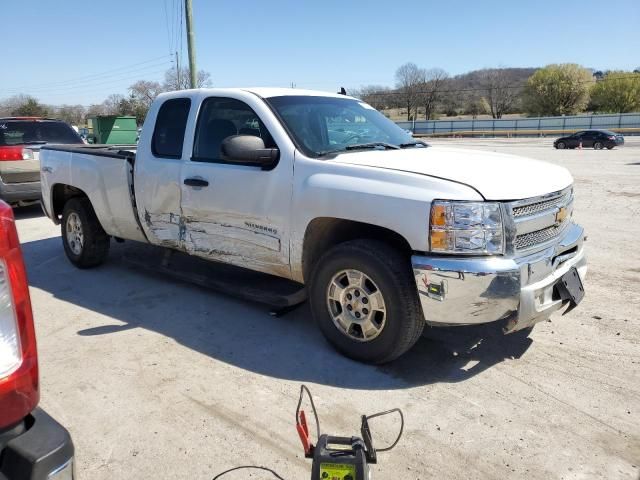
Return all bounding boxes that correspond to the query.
[51,184,90,223]
[300,217,413,284]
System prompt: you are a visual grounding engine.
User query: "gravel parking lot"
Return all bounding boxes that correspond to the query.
[15,137,639,479]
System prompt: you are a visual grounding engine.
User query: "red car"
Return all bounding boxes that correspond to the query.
[0,201,74,479]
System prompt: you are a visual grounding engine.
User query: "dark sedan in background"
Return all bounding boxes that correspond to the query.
[554,130,625,150]
[0,118,83,206]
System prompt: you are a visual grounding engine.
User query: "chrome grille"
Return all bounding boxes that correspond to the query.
[512,193,569,218]
[507,186,574,252]
[514,225,563,250]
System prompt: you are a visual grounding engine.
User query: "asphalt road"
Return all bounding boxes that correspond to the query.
[15,137,640,479]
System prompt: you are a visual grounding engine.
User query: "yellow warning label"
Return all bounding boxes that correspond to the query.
[319,463,356,480]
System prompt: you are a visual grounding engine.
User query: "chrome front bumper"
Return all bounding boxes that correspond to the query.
[412,222,587,332]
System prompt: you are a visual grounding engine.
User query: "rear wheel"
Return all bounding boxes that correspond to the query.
[309,239,424,364]
[594,141,603,150]
[61,197,110,268]
[556,141,566,149]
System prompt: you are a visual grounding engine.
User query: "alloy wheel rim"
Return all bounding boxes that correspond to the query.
[326,269,386,342]
[66,212,84,255]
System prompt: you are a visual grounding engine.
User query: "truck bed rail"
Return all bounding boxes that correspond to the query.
[41,144,136,161]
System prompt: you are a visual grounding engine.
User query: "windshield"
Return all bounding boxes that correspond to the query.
[0,120,83,146]
[266,96,418,157]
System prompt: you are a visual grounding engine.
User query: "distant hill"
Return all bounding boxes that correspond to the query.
[449,67,537,92]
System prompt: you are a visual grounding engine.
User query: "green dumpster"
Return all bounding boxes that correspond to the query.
[87,116,138,144]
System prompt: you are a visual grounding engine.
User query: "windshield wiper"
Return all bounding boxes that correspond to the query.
[21,141,47,145]
[399,141,428,148]
[316,142,402,157]
[344,142,400,151]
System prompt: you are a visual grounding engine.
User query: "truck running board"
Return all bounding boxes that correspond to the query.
[120,243,307,312]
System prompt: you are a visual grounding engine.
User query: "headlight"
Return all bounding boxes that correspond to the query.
[430,201,504,254]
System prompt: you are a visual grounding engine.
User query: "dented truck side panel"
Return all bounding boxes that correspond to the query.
[134,98,185,249]
[176,90,297,278]
[133,89,299,278]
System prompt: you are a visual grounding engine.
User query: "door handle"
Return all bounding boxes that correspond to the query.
[183,178,209,187]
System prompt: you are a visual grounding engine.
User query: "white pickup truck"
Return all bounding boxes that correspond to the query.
[40,88,587,364]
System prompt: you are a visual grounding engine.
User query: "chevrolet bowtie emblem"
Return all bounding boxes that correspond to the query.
[555,206,568,224]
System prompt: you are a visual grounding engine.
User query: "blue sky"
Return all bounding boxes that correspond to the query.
[2,0,638,105]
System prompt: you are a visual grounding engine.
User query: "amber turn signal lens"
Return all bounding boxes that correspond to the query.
[430,230,448,250]
[431,204,447,227]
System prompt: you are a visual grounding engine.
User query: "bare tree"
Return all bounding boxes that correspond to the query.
[102,94,127,115]
[54,104,86,125]
[479,68,519,119]
[86,104,106,118]
[129,80,164,108]
[163,67,212,91]
[418,68,449,120]
[356,85,393,110]
[395,62,424,120]
[0,94,37,116]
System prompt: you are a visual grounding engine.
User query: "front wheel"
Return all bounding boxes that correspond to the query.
[309,240,424,364]
[556,141,566,149]
[606,146,614,150]
[594,141,603,150]
[61,197,110,268]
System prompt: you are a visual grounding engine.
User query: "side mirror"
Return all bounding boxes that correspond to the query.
[221,135,279,168]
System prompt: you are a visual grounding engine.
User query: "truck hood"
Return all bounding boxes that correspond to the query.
[329,146,573,200]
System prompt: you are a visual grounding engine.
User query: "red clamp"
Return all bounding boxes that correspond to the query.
[296,410,313,456]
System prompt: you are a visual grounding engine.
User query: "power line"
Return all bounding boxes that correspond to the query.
[163,0,173,55]
[1,61,171,95]
[175,0,182,61]
[0,55,172,94]
[13,68,169,98]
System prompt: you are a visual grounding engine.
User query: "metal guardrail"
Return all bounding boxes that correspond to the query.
[397,113,640,137]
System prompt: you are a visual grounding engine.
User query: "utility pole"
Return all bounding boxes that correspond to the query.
[185,0,197,89]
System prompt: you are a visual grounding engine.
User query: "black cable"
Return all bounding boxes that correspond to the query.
[295,384,321,443]
[365,408,404,452]
[212,466,286,479]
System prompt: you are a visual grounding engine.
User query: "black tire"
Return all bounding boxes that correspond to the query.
[606,145,614,150]
[61,197,110,268]
[556,141,566,149]
[309,239,424,364]
[594,141,603,150]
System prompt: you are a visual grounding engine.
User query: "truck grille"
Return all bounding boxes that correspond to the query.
[514,225,563,250]
[508,187,573,252]
[512,192,569,218]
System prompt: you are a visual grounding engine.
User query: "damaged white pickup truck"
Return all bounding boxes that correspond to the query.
[40,88,587,363]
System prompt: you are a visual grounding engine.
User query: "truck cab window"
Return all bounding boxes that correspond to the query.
[152,98,191,158]
[192,97,276,163]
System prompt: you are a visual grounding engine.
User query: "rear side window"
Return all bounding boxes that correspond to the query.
[0,121,82,145]
[152,98,191,158]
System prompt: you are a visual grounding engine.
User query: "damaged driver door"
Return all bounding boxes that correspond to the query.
[179,94,293,278]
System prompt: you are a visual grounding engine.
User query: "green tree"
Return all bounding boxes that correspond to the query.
[590,71,640,113]
[523,64,594,116]
[11,96,49,117]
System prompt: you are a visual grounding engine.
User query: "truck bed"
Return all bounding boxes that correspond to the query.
[40,144,147,243]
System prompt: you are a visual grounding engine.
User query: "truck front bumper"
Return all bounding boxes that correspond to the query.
[0,408,74,480]
[412,222,587,332]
